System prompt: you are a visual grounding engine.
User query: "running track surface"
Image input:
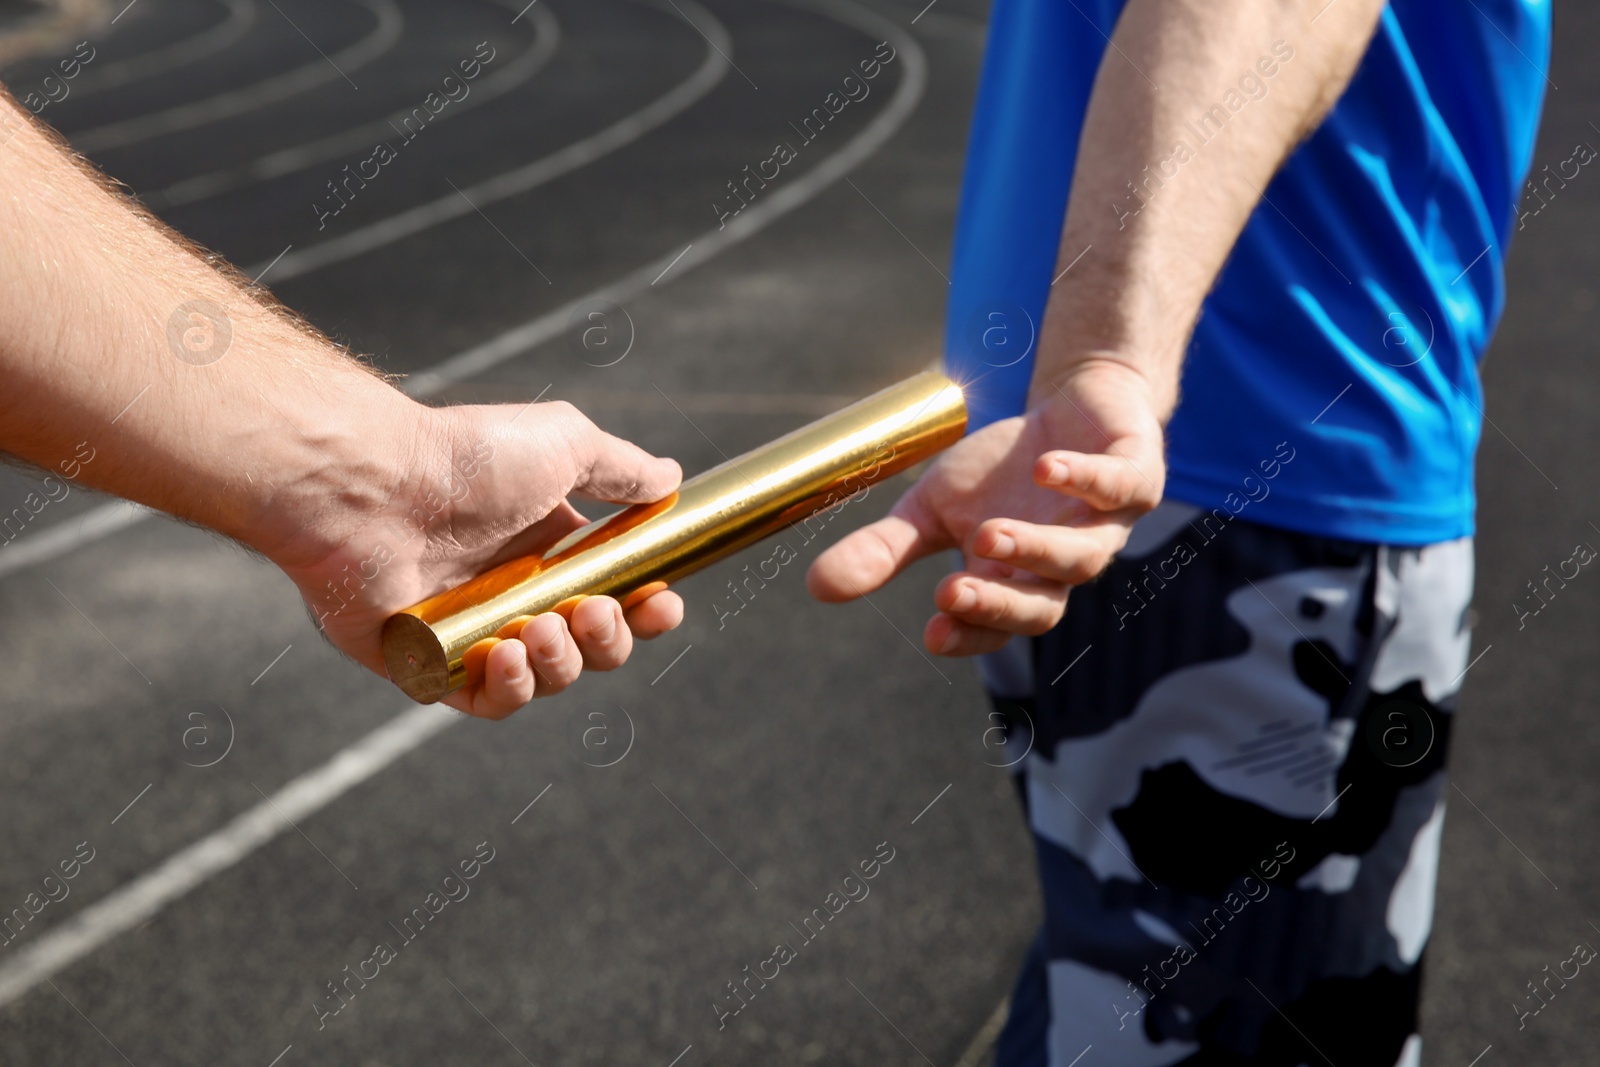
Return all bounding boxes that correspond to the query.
[1,2,1599,1065]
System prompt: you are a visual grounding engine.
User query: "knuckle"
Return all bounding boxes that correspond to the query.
[545,401,590,452]
[546,398,582,422]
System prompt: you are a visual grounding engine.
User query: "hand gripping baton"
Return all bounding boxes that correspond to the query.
[381,372,967,703]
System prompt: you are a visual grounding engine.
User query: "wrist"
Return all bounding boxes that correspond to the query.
[245,376,440,571]
[1028,351,1178,424]
[1030,275,1188,421]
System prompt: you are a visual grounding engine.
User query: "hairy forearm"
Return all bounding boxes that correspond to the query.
[0,89,427,564]
[1030,0,1385,415]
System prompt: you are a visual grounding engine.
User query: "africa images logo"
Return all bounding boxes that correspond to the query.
[166,300,232,366]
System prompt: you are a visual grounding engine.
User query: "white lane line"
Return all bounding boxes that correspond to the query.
[253,0,729,284]
[951,996,1009,1067]
[149,0,559,208]
[0,0,924,583]
[0,1,718,582]
[265,0,361,90]
[0,703,459,1008]
[0,501,151,581]
[74,0,258,100]
[0,7,925,999]
[404,0,926,394]
[663,0,756,90]
[446,177,553,283]
[651,243,693,284]
[69,0,404,153]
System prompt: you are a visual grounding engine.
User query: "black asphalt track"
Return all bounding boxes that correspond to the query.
[0,1,1595,1065]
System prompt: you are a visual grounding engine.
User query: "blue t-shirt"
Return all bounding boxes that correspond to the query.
[945,0,1551,544]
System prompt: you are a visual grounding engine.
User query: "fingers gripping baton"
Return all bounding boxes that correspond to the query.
[382,372,968,703]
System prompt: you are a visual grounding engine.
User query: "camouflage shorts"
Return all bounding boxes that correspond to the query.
[985,501,1473,1067]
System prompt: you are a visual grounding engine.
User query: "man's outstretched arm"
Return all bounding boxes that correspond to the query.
[810,0,1386,654]
[1031,0,1384,413]
[0,89,683,717]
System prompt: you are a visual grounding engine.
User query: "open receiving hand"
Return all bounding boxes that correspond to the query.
[807,359,1166,656]
[270,400,684,719]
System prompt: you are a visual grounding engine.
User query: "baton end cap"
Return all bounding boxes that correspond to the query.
[382,612,452,704]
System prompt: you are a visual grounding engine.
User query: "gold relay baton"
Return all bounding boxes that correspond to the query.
[381,371,968,703]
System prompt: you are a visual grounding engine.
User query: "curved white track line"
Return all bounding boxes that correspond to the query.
[71,0,259,99]
[406,0,926,394]
[0,499,151,581]
[0,703,458,1009]
[254,0,727,283]
[0,0,926,1010]
[148,0,560,209]
[0,0,728,579]
[69,0,404,154]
